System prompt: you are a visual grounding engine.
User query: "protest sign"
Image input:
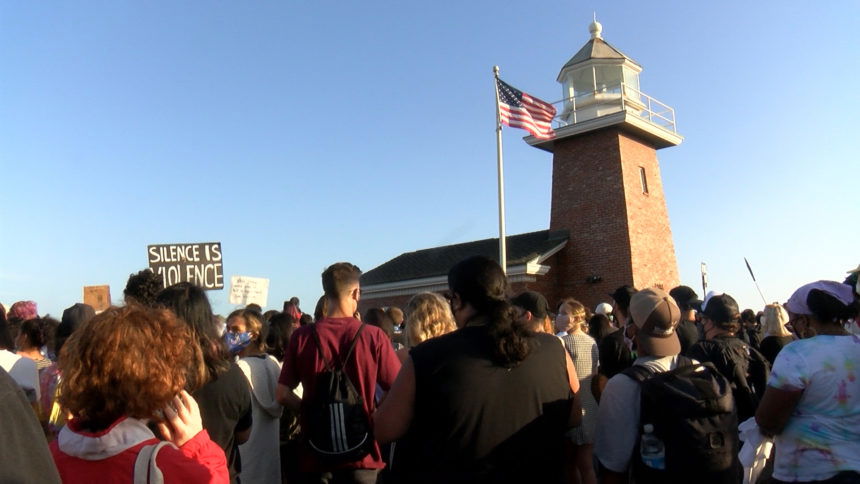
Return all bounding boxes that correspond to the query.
[229,275,270,307]
[147,242,224,290]
[83,285,111,312]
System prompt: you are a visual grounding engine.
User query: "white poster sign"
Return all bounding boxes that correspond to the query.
[229,275,270,307]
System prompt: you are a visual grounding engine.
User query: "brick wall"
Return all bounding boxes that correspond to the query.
[618,132,680,291]
[546,127,678,310]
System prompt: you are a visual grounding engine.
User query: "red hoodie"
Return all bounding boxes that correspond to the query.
[50,417,228,483]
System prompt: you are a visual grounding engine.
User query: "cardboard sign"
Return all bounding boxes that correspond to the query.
[229,276,270,307]
[147,242,224,290]
[83,285,111,312]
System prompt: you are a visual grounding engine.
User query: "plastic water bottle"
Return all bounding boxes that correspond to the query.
[640,424,665,470]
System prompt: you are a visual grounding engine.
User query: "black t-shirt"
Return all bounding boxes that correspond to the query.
[193,362,253,484]
[0,367,61,483]
[759,335,794,366]
[394,325,573,483]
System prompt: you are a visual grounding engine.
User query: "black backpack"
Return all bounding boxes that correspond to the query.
[623,357,741,484]
[305,323,373,463]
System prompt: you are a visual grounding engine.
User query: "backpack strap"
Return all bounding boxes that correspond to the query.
[623,355,694,383]
[133,441,173,484]
[311,323,335,372]
[339,323,366,371]
[622,364,655,383]
[311,322,366,372]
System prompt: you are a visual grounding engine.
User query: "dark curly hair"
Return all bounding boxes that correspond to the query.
[18,317,51,350]
[58,305,202,432]
[124,269,164,307]
[448,256,532,367]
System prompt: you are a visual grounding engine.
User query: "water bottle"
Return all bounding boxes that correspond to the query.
[640,424,665,470]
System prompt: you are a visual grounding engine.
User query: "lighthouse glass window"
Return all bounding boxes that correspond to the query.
[571,67,594,99]
[594,66,622,94]
[623,67,641,98]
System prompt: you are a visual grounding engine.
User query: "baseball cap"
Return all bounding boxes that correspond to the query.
[701,294,740,324]
[669,285,702,312]
[510,291,550,319]
[785,280,855,316]
[594,302,613,316]
[629,287,681,357]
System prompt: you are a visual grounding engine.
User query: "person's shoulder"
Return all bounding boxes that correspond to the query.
[291,323,315,339]
[206,361,249,391]
[360,322,389,340]
[416,328,463,349]
[577,332,597,345]
[410,328,465,360]
[535,331,563,345]
[689,338,715,353]
[604,370,641,397]
[602,329,624,345]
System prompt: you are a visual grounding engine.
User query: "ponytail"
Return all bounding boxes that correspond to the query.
[486,298,533,367]
[448,256,533,367]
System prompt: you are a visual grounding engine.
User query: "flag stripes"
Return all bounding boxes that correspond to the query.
[496,78,556,139]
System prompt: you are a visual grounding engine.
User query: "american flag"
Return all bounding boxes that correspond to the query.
[496,78,556,139]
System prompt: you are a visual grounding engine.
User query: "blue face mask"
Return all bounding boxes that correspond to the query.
[225,331,253,354]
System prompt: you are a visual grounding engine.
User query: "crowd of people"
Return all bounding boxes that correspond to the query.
[1,259,858,483]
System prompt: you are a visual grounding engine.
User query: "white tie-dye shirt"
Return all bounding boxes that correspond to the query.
[768,334,860,482]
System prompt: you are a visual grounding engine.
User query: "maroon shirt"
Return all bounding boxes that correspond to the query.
[278,316,401,470]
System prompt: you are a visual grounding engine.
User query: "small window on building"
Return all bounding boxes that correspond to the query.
[639,166,649,194]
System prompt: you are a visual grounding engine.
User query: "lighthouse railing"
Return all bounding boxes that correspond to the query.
[550,83,677,134]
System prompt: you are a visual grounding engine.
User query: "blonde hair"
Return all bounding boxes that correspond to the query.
[762,303,792,338]
[558,298,588,333]
[404,292,457,347]
[227,309,267,352]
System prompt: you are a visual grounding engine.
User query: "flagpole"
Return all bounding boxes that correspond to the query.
[493,65,507,275]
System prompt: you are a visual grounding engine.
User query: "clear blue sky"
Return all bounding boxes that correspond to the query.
[2,1,858,317]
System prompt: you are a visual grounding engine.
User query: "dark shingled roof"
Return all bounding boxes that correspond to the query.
[362,229,569,286]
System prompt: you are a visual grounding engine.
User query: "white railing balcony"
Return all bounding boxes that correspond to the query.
[551,83,677,134]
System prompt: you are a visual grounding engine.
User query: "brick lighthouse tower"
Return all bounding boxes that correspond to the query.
[359,20,682,312]
[525,19,683,306]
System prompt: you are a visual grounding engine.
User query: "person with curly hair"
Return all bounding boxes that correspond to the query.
[394,292,457,363]
[0,316,39,404]
[123,269,164,307]
[16,317,53,371]
[556,298,599,484]
[49,305,227,482]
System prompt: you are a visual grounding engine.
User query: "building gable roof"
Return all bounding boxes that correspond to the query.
[361,229,569,286]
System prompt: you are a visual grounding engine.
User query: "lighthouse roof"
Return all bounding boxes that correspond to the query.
[561,36,640,71]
